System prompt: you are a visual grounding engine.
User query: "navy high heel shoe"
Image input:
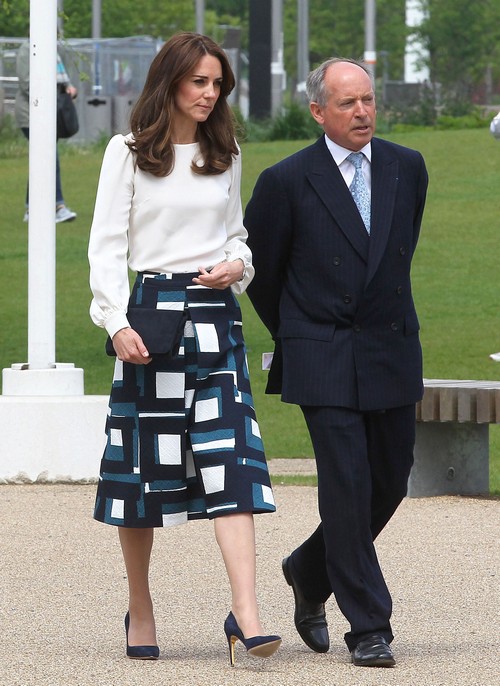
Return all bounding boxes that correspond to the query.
[223,611,281,667]
[124,612,160,660]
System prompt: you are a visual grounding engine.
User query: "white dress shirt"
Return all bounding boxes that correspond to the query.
[88,134,253,338]
[324,134,372,191]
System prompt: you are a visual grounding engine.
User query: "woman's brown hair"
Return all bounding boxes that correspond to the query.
[127,32,238,177]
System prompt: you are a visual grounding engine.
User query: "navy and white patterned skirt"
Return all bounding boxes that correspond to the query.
[93,272,276,528]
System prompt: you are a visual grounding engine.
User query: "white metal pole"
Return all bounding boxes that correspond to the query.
[364,0,376,79]
[92,0,102,39]
[271,0,283,115]
[92,0,102,95]
[195,0,205,34]
[57,0,64,37]
[2,0,83,395]
[27,0,57,369]
[297,0,309,90]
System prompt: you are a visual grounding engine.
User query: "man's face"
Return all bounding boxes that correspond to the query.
[310,62,376,152]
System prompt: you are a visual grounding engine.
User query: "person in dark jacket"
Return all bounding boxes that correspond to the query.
[244,57,428,668]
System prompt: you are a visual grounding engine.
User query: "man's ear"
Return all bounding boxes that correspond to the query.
[309,102,324,126]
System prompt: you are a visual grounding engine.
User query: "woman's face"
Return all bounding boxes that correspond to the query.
[173,54,223,128]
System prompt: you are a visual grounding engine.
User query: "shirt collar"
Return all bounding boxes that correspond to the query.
[324,134,372,166]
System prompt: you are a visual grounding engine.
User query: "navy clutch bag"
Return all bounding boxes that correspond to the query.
[105,308,188,358]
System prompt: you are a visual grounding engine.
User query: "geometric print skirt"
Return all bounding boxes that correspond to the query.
[93,272,276,528]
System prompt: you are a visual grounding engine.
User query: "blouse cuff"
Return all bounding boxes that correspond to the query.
[230,261,255,295]
[105,311,131,339]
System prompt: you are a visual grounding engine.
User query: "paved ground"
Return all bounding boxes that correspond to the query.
[0,464,498,686]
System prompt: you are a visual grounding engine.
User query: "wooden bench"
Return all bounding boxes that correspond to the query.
[408,379,500,497]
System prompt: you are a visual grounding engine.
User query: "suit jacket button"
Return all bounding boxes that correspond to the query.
[333,256,341,266]
[391,322,399,331]
[396,286,403,295]
[343,294,352,303]
[399,246,406,255]
[353,324,361,332]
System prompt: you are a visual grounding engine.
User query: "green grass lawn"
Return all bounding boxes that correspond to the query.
[1,129,499,492]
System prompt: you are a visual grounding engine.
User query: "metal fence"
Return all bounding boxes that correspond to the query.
[0,36,160,142]
[66,36,160,142]
[0,36,245,141]
[0,38,23,101]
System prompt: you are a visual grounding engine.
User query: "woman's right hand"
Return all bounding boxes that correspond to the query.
[111,327,152,364]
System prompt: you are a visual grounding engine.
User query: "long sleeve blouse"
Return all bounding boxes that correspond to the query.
[88,134,254,338]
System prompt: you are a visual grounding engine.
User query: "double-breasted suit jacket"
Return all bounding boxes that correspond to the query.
[244,135,429,412]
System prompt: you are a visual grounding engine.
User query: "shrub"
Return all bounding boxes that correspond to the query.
[269,102,320,141]
[435,112,490,130]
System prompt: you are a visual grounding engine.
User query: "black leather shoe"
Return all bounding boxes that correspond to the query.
[282,556,329,653]
[351,635,395,667]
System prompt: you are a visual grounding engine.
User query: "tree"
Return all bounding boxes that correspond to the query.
[283,0,407,96]
[0,0,30,36]
[59,0,196,38]
[416,0,500,108]
[1,1,407,83]
[6,1,498,109]
[0,1,247,41]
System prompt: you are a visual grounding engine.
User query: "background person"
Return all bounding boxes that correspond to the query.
[88,32,280,666]
[244,57,428,668]
[15,39,77,223]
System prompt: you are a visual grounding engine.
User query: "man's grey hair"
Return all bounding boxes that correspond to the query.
[306,57,373,107]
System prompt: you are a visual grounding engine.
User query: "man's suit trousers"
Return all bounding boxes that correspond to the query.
[291,404,416,650]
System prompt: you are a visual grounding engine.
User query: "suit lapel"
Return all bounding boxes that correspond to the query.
[366,138,399,286]
[304,137,400,281]
[306,138,370,263]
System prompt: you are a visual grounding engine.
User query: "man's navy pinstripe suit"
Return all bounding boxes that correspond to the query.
[244,133,428,651]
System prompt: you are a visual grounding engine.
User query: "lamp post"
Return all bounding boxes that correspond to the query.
[195,0,205,34]
[2,0,83,395]
[297,0,309,98]
[364,0,376,78]
[57,0,64,37]
[0,0,104,486]
[271,0,284,115]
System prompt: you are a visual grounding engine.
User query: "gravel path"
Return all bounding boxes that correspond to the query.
[0,479,498,686]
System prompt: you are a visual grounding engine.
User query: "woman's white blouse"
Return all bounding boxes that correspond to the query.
[88,134,254,338]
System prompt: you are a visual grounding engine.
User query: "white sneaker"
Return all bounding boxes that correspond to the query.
[23,210,29,222]
[490,352,500,362]
[55,205,77,223]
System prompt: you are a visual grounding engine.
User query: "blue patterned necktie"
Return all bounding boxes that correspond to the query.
[347,152,371,234]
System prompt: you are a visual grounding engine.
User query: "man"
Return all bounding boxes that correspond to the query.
[244,58,428,667]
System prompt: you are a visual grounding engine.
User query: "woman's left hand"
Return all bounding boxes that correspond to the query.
[192,259,244,289]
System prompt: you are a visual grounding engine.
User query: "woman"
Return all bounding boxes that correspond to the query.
[88,32,281,666]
